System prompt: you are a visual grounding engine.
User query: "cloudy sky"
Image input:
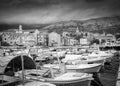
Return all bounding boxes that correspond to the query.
[0,0,120,24]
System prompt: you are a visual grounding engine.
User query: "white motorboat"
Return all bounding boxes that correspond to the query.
[15,69,93,86]
[43,63,102,73]
[62,54,105,64]
[88,51,114,58]
[62,50,113,64]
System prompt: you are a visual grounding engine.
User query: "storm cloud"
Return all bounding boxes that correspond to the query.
[0,0,120,24]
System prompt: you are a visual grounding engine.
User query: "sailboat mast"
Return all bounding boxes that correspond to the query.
[21,54,25,85]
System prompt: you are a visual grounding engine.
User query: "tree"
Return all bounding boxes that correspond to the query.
[91,38,99,45]
[115,33,120,39]
[75,34,83,41]
[1,41,10,46]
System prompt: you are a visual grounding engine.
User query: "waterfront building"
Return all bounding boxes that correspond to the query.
[1,25,40,46]
[48,32,61,46]
[61,36,69,46]
[61,36,78,46]
[2,32,21,45]
[95,34,116,46]
[69,38,78,45]
[22,33,36,47]
[37,31,48,46]
[79,38,90,45]
[62,31,70,37]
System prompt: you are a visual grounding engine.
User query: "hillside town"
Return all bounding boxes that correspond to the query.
[0,25,120,48]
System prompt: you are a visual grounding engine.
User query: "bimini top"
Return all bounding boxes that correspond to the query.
[0,55,36,75]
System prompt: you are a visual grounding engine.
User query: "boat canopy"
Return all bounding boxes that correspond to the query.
[0,55,36,75]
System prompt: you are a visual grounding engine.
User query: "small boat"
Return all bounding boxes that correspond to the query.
[62,50,113,64]
[13,52,93,86]
[88,51,114,59]
[62,54,105,64]
[76,56,105,64]
[43,63,102,73]
[15,69,93,86]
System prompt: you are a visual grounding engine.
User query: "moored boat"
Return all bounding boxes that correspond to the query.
[15,69,93,86]
[43,63,102,73]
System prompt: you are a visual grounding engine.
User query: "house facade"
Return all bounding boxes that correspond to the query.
[48,32,61,46]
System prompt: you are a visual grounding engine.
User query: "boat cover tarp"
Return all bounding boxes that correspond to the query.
[0,55,36,74]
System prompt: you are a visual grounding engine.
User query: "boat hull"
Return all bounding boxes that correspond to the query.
[47,79,91,86]
[15,71,93,86]
[42,72,93,86]
[67,64,101,73]
[43,63,102,73]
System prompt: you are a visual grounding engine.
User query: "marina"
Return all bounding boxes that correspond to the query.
[0,44,120,86]
[0,6,120,86]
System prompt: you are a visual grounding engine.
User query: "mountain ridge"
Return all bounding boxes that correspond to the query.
[42,16,120,33]
[0,16,120,34]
